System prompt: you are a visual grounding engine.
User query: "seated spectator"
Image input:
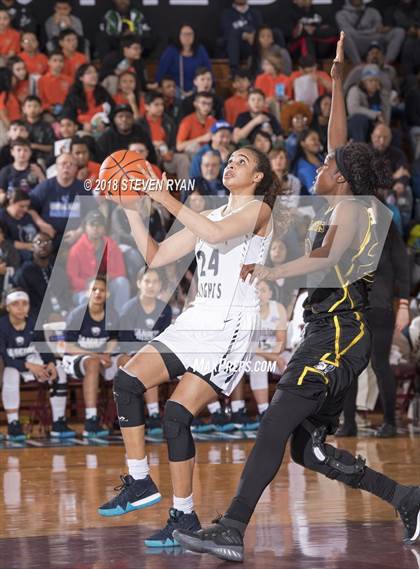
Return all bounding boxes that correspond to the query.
[19,32,48,77]
[280,101,312,161]
[0,0,37,33]
[66,210,130,313]
[156,24,211,98]
[249,25,292,77]
[221,0,263,74]
[336,0,404,64]
[406,75,420,160]
[139,91,189,181]
[0,222,20,291]
[70,136,100,183]
[96,104,155,162]
[37,51,73,117]
[53,114,95,158]
[118,266,172,433]
[371,123,413,233]
[8,225,23,271]
[181,67,224,120]
[0,68,21,128]
[233,88,282,145]
[0,288,62,441]
[8,56,29,107]
[189,120,233,179]
[0,120,29,168]
[389,0,420,76]
[13,231,69,318]
[0,139,45,202]
[185,188,211,213]
[45,0,84,53]
[159,76,183,127]
[22,96,55,167]
[253,130,273,154]
[29,153,94,248]
[176,92,216,154]
[112,70,145,121]
[255,48,290,118]
[269,147,301,201]
[310,93,331,151]
[289,0,337,60]
[58,28,88,80]
[224,69,250,126]
[0,9,20,57]
[287,54,332,106]
[101,34,149,93]
[189,152,227,204]
[292,128,323,194]
[343,41,397,94]
[346,65,391,142]
[62,275,120,437]
[63,64,114,133]
[98,0,153,59]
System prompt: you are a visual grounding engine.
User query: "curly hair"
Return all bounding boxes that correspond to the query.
[336,142,393,196]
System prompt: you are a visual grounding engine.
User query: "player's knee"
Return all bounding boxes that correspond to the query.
[113,368,146,427]
[2,367,20,389]
[323,446,366,487]
[84,356,101,372]
[249,368,268,391]
[163,400,195,462]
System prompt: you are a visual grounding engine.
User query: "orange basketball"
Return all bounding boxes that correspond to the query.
[98,150,148,206]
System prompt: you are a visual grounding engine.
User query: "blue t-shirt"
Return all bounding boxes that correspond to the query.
[65,304,119,353]
[119,297,172,351]
[156,45,211,92]
[29,177,93,237]
[0,314,52,371]
[0,209,38,243]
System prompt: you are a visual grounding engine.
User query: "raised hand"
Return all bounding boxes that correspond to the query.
[331,31,345,81]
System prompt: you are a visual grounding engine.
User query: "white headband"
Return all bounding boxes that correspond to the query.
[6,291,29,305]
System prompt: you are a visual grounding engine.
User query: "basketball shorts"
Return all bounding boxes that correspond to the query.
[277,312,371,433]
[151,305,260,396]
[62,354,120,381]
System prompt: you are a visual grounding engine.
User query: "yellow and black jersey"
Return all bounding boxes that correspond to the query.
[303,199,378,322]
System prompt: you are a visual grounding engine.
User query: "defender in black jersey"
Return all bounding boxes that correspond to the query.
[63,275,120,437]
[173,33,420,562]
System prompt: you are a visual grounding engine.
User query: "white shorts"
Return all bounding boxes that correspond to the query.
[151,305,260,396]
[62,354,119,381]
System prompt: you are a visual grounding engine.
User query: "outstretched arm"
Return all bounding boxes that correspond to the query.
[328,31,347,153]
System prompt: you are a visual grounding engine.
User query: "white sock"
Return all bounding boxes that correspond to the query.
[127,457,149,480]
[7,412,18,423]
[173,493,194,514]
[50,396,67,422]
[207,401,221,414]
[231,400,245,413]
[258,402,269,414]
[147,402,159,416]
[85,407,97,419]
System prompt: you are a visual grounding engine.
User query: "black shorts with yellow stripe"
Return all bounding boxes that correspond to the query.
[277,311,371,433]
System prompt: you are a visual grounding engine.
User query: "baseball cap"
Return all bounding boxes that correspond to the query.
[85,210,106,226]
[361,64,381,80]
[112,104,134,119]
[211,120,233,134]
[367,41,384,53]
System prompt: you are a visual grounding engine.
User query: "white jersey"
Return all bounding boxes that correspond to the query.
[193,204,273,312]
[259,300,282,350]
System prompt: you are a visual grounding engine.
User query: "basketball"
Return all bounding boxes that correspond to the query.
[98,150,148,206]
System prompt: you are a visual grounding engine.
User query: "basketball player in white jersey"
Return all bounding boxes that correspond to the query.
[98,146,284,547]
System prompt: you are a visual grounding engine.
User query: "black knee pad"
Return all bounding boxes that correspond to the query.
[163,400,195,462]
[113,368,146,428]
[323,446,366,488]
[50,380,67,398]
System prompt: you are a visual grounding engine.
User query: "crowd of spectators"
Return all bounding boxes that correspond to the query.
[0,0,419,440]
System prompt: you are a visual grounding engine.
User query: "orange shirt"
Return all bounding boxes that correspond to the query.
[224,93,248,126]
[176,113,216,145]
[13,79,29,105]
[19,51,49,76]
[146,115,166,144]
[0,28,21,56]
[113,92,145,117]
[255,73,290,100]
[63,51,87,80]
[0,91,21,121]
[287,70,332,99]
[38,72,73,109]
[77,87,104,124]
